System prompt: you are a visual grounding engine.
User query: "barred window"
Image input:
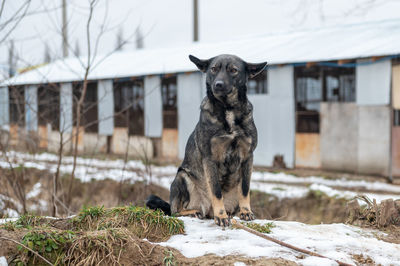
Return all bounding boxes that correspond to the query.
[113,79,144,136]
[161,76,177,129]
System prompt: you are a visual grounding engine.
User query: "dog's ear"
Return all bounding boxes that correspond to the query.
[189,55,211,73]
[246,61,268,78]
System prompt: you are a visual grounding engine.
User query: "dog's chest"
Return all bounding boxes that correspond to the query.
[210,111,252,165]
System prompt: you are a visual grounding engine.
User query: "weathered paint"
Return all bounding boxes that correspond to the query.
[162,128,178,158]
[97,80,114,135]
[356,59,391,105]
[84,132,107,153]
[25,85,38,131]
[295,133,321,168]
[9,124,19,146]
[177,72,203,159]
[320,103,358,172]
[357,105,390,176]
[393,64,400,109]
[112,127,153,158]
[144,76,162,137]
[72,126,84,152]
[0,86,9,126]
[60,83,73,133]
[38,125,48,149]
[47,131,73,154]
[392,127,400,177]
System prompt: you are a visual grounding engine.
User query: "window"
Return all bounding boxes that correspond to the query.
[394,110,400,127]
[9,86,25,126]
[73,82,98,133]
[248,70,267,94]
[38,84,60,130]
[295,65,355,133]
[113,79,144,136]
[161,76,177,129]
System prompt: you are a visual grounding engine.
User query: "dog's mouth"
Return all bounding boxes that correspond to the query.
[212,86,233,96]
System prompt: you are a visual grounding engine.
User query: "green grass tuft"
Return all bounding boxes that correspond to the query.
[242,221,275,234]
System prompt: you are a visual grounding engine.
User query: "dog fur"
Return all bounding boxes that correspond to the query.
[146,54,267,226]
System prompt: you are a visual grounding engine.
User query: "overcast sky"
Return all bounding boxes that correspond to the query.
[1,0,400,69]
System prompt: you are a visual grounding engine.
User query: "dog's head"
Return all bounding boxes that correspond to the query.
[189,54,267,105]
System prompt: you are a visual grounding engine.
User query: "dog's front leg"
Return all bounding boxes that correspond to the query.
[203,159,230,227]
[238,156,255,221]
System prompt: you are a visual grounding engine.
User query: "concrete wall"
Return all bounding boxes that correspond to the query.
[144,76,162,138]
[112,127,153,158]
[177,72,203,159]
[83,132,108,153]
[0,86,9,127]
[392,127,400,177]
[60,83,73,133]
[356,59,391,105]
[357,105,390,176]
[25,85,38,131]
[393,64,400,109]
[320,102,391,176]
[295,133,321,168]
[320,103,358,172]
[97,80,114,136]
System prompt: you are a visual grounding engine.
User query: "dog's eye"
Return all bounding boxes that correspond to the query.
[210,67,217,73]
[230,68,238,74]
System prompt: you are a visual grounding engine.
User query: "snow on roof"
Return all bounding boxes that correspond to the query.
[4,19,400,86]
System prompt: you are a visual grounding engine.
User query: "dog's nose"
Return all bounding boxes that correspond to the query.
[214,80,225,90]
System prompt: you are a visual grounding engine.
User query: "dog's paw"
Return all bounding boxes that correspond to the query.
[239,207,255,221]
[214,212,231,227]
[189,211,204,220]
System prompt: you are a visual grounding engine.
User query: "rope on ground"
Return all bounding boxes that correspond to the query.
[231,219,353,266]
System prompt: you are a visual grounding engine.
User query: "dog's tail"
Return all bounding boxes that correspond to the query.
[145,195,171,216]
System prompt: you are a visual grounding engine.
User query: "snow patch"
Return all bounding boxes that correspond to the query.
[160,217,400,265]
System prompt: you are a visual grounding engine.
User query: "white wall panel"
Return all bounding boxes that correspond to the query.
[60,83,73,133]
[267,65,295,168]
[356,59,391,105]
[97,80,114,135]
[177,72,203,159]
[25,85,38,131]
[0,86,9,126]
[144,76,162,137]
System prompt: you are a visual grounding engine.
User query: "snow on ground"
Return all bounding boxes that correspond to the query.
[160,217,400,266]
[1,151,400,207]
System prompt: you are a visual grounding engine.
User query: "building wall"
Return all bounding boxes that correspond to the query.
[60,83,73,133]
[357,105,390,176]
[97,80,114,136]
[144,76,162,138]
[320,103,391,176]
[177,72,203,159]
[295,133,321,168]
[250,65,295,167]
[320,103,358,172]
[0,86,9,127]
[25,85,38,132]
[356,59,391,105]
[392,127,400,177]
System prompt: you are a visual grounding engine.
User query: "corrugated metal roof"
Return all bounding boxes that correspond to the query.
[4,19,400,85]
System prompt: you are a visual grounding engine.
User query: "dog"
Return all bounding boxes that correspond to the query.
[147,54,267,226]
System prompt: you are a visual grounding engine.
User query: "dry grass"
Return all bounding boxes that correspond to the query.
[1,205,185,265]
[72,205,184,242]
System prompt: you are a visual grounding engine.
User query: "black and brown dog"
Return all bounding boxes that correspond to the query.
[147,54,267,226]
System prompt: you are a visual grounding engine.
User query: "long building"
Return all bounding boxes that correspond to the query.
[1,19,400,177]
